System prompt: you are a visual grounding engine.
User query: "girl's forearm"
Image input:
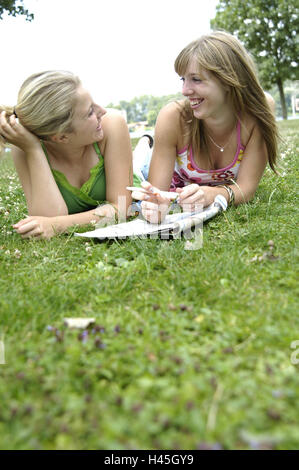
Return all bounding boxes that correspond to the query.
[25,148,68,216]
[51,203,118,234]
[210,184,255,206]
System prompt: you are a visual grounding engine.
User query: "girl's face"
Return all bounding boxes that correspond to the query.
[180,57,229,120]
[69,86,106,144]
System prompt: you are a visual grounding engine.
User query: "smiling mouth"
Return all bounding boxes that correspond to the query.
[190,98,204,108]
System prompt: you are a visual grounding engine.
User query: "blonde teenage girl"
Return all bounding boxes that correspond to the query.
[0,70,137,238]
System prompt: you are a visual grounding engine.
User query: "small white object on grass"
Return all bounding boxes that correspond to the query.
[64,318,95,329]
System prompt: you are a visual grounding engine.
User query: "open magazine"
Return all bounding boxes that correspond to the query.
[75,195,227,240]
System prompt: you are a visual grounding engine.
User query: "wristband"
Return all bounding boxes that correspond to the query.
[218,185,235,206]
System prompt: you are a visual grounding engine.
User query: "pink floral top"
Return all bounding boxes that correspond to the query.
[170,119,245,189]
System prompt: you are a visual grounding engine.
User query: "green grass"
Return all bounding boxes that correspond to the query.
[0,121,298,450]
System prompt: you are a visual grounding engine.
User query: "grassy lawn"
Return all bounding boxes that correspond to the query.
[0,121,298,450]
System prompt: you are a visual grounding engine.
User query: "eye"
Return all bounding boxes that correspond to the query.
[180,77,185,82]
[193,78,202,83]
[88,106,94,117]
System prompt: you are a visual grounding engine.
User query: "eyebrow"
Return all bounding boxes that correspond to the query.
[188,72,205,79]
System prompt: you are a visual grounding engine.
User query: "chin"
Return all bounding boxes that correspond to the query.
[96,130,104,140]
[193,110,203,119]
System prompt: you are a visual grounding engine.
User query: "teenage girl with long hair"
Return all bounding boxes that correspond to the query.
[132,31,278,223]
[0,71,137,238]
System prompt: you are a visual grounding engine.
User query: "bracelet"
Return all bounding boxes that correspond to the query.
[218,185,235,206]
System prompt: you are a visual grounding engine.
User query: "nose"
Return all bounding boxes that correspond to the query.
[182,80,194,97]
[95,104,106,118]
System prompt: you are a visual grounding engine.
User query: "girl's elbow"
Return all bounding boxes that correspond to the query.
[244,190,256,203]
[234,186,256,205]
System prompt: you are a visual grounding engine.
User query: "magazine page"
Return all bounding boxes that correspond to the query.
[74,195,227,240]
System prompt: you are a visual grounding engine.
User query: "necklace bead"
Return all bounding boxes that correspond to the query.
[207,124,236,153]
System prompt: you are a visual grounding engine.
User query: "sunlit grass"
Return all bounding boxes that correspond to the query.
[0,121,298,449]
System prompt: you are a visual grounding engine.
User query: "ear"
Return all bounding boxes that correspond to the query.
[49,133,69,144]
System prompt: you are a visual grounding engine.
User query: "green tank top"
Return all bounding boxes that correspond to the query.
[41,142,141,214]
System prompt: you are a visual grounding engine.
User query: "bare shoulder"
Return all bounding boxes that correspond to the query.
[264,91,276,114]
[98,111,130,157]
[101,111,127,131]
[241,91,275,143]
[240,113,264,147]
[157,100,183,125]
[155,101,183,144]
[100,112,129,149]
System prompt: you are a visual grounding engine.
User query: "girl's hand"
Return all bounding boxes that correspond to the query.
[132,181,173,223]
[176,184,216,210]
[13,216,57,239]
[0,111,40,152]
[94,203,116,228]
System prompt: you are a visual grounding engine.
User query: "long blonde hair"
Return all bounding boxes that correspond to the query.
[174,31,279,172]
[0,70,81,153]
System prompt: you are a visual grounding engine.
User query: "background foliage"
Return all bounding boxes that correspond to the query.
[0,0,33,20]
[106,93,183,125]
[211,0,299,119]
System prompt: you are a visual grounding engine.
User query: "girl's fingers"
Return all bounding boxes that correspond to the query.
[178,186,197,198]
[0,111,10,128]
[176,186,204,212]
[141,181,162,197]
[141,201,155,210]
[180,194,204,205]
[133,182,174,205]
[21,230,41,239]
[142,208,155,217]
[178,187,204,204]
[0,110,6,124]
[155,192,170,204]
[1,111,28,142]
[13,220,42,238]
[141,200,159,221]
[141,200,168,211]
[9,114,19,128]
[141,181,154,191]
[181,203,203,213]
[142,209,160,224]
[0,112,17,139]
[13,216,31,228]
[14,220,38,235]
[132,189,163,203]
[131,190,150,201]
[20,224,43,238]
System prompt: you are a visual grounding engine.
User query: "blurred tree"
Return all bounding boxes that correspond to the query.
[147,109,158,127]
[211,0,299,119]
[107,93,183,124]
[0,0,34,20]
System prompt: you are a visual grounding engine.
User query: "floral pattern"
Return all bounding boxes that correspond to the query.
[171,144,245,188]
